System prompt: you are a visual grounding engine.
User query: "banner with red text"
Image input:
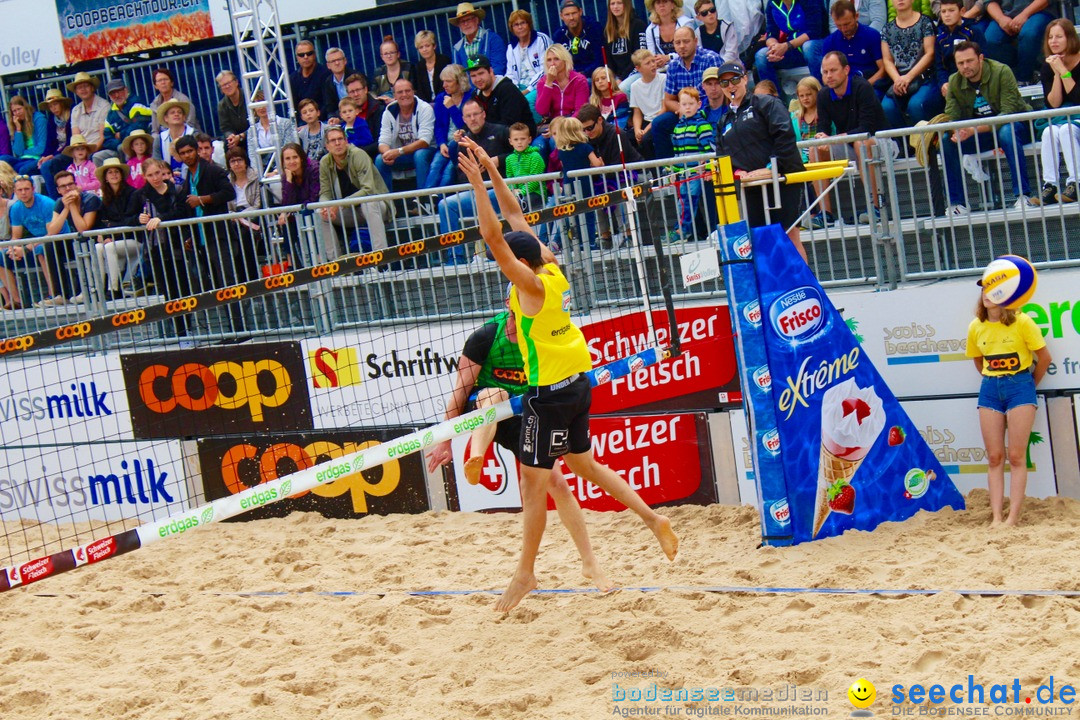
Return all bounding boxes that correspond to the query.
[447,412,715,512]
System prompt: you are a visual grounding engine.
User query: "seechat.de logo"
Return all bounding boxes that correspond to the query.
[769,286,825,342]
[165,298,198,314]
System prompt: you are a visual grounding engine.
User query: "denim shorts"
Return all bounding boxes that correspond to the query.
[977,371,1037,414]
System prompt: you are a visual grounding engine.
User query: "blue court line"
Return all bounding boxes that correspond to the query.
[886,356,941,365]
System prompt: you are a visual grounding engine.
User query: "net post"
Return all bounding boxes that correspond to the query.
[710,156,741,225]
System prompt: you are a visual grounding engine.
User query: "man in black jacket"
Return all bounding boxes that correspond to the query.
[811,50,889,226]
[467,56,537,138]
[714,61,808,261]
[290,40,332,119]
[175,135,253,334]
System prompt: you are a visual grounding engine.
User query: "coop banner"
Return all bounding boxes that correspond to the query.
[748,223,965,543]
[448,413,715,513]
[56,0,213,63]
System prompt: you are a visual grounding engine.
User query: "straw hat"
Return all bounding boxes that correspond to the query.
[449,2,485,25]
[121,129,153,157]
[156,98,191,125]
[66,72,100,92]
[94,157,131,185]
[62,134,91,157]
[38,88,72,113]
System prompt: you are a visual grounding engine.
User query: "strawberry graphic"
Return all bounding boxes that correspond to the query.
[827,481,855,514]
[888,426,906,446]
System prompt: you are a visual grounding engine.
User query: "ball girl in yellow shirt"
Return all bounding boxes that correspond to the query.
[965,289,1051,527]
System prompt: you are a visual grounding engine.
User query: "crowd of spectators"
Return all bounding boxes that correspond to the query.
[1,0,1079,304]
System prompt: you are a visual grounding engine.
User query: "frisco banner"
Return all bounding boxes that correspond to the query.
[723,222,965,544]
[0,440,189,524]
[197,429,429,520]
[57,0,212,62]
[835,269,1080,397]
[449,412,715,512]
[731,397,1057,505]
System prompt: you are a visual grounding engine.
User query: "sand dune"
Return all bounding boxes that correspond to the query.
[2,490,1079,719]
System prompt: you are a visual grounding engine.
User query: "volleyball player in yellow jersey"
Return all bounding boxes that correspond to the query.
[457,137,679,613]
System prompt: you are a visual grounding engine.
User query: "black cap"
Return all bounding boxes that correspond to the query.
[466,55,492,71]
[487,230,544,265]
[560,0,582,8]
[717,61,746,77]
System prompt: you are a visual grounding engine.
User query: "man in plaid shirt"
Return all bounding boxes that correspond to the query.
[650,26,723,160]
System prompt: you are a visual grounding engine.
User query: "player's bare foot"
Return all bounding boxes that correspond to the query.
[990,517,1003,528]
[647,514,679,560]
[464,455,484,485]
[495,571,537,613]
[583,560,615,593]
[1004,517,1021,527]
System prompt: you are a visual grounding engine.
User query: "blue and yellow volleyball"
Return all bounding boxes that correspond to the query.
[981,255,1037,309]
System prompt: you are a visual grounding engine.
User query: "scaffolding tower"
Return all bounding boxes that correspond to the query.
[228,0,295,189]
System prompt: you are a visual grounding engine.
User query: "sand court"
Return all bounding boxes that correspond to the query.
[1,490,1079,719]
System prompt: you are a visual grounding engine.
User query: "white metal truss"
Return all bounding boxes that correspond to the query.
[228,0,294,186]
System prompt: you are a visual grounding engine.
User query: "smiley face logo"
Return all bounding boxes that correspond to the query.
[848,678,876,710]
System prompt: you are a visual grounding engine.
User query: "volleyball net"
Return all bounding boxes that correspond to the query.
[0,166,696,590]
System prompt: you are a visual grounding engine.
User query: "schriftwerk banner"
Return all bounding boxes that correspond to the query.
[725,222,965,544]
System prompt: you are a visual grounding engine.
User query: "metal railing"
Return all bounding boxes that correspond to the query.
[2,103,1080,349]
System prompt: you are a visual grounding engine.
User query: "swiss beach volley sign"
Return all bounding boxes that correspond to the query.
[56,0,213,62]
[720,222,965,545]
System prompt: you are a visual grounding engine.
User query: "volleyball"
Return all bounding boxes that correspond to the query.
[980,255,1038,309]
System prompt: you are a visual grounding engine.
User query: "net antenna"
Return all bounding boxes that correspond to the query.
[598,49,675,354]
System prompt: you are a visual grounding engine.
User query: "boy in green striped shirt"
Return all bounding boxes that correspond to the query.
[671,87,715,240]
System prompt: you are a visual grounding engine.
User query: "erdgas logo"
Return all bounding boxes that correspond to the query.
[453,415,486,433]
[138,359,292,422]
[769,286,825,341]
[0,335,34,353]
[55,323,92,340]
[264,273,295,289]
[215,285,248,301]
[165,298,198,314]
[387,436,421,458]
[111,309,146,327]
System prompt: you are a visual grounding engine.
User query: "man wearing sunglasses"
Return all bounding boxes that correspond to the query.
[714,61,808,262]
[552,0,605,77]
[289,40,332,120]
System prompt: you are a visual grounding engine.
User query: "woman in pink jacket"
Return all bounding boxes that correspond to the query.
[534,43,590,154]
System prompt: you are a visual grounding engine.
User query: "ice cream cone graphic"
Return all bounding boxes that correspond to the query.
[813,378,885,537]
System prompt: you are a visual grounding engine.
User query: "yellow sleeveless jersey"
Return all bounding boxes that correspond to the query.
[509,263,593,386]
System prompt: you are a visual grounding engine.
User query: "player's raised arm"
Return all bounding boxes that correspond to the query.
[459,145,543,304]
[459,137,535,239]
